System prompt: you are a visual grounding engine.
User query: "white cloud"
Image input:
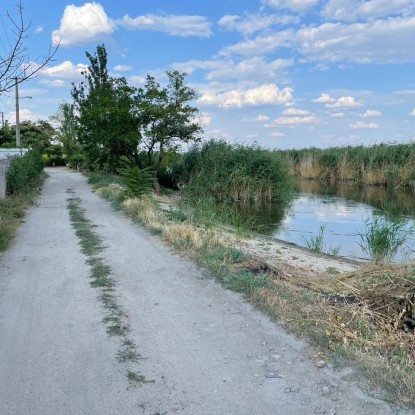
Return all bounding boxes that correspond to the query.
[350,121,379,129]
[39,61,88,80]
[409,108,415,116]
[173,57,293,83]
[218,13,299,36]
[220,30,293,57]
[207,57,293,82]
[198,84,294,108]
[266,115,319,126]
[295,17,415,64]
[113,65,132,72]
[262,0,320,13]
[222,16,415,64]
[7,108,39,123]
[34,25,43,34]
[313,93,336,103]
[119,14,212,38]
[52,2,115,47]
[255,115,270,121]
[282,107,310,115]
[195,112,213,126]
[330,112,346,118]
[326,96,362,108]
[322,0,415,22]
[360,109,381,118]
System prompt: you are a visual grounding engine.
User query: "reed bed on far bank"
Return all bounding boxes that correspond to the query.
[281,142,415,190]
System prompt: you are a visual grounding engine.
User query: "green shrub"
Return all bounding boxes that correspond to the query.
[119,165,154,198]
[6,150,43,194]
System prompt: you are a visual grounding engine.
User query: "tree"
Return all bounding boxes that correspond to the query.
[50,102,80,164]
[0,1,59,93]
[135,70,202,191]
[71,45,140,171]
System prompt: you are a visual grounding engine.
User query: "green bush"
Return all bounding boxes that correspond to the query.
[6,150,43,194]
[119,165,154,198]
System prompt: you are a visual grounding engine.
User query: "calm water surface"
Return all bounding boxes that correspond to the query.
[253,180,415,261]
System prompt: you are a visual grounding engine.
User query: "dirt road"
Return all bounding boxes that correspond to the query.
[0,168,408,414]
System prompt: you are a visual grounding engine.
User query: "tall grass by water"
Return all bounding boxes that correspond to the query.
[183,140,293,204]
[358,216,414,263]
[281,142,415,190]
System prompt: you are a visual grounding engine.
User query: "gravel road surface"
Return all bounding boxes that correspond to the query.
[0,168,409,414]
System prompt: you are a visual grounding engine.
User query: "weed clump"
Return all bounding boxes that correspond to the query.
[358,216,414,263]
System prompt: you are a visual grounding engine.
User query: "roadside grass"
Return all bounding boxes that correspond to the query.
[0,173,45,253]
[66,195,145,383]
[89,172,415,410]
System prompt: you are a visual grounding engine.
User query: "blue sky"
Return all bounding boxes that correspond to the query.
[1,0,415,149]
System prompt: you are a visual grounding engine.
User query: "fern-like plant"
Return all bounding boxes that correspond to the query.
[119,165,154,198]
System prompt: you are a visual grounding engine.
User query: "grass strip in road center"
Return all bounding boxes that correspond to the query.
[66,194,149,387]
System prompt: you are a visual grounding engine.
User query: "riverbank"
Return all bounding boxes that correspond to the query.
[88,174,414,410]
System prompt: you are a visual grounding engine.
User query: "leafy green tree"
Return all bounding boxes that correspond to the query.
[0,122,14,147]
[50,102,81,165]
[135,70,202,192]
[71,44,140,171]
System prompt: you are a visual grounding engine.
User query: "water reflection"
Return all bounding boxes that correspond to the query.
[244,180,415,261]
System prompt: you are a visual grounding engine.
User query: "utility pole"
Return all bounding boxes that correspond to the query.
[15,77,21,151]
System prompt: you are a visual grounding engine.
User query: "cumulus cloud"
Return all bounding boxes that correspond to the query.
[313,93,336,104]
[326,96,363,108]
[119,14,212,38]
[113,65,133,72]
[195,112,213,126]
[218,13,299,36]
[52,2,115,47]
[350,121,379,129]
[34,25,43,34]
[322,0,415,22]
[330,112,346,118]
[360,109,381,118]
[255,115,270,121]
[262,0,320,13]
[39,61,88,79]
[198,84,294,108]
[282,107,310,115]
[409,108,415,116]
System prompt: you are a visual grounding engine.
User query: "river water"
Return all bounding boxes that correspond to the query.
[251,180,415,262]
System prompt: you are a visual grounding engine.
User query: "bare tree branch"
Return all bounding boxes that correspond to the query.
[0,1,60,93]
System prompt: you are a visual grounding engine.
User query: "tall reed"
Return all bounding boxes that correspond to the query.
[183,140,293,205]
[357,216,414,263]
[281,142,415,190]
